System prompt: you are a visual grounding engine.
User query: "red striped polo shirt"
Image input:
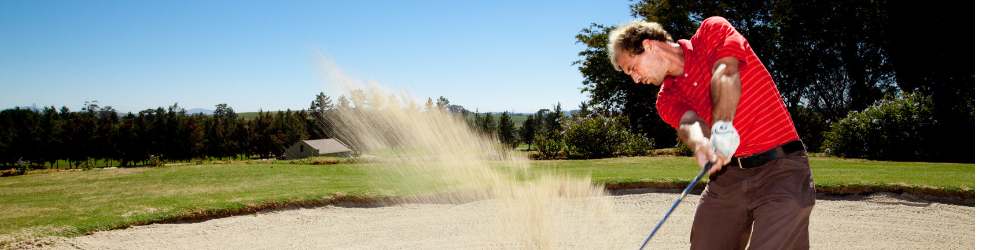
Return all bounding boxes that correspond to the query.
[656,16,799,157]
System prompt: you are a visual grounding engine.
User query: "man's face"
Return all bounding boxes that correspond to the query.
[616,47,669,86]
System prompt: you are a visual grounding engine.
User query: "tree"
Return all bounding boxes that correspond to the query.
[545,103,563,135]
[308,92,334,139]
[483,112,495,135]
[576,101,592,118]
[0,108,42,167]
[205,103,239,159]
[883,1,973,162]
[286,109,309,148]
[310,92,333,115]
[435,96,450,111]
[39,107,64,167]
[498,111,517,148]
[520,115,537,150]
[116,113,143,166]
[64,103,98,167]
[95,105,118,167]
[252,110,275,158]
[179,113,206,160]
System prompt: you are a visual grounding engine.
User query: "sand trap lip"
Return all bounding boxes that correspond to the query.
[42,192,972,250]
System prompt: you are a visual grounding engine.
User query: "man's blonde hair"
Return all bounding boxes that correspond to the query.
[607,20,673,71]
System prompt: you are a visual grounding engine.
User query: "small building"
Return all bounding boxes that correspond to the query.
[283,138,353,159]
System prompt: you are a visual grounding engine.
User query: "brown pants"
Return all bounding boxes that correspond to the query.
[690,150,815,250]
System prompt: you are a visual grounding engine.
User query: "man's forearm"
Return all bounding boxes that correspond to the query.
[711,57,741,122]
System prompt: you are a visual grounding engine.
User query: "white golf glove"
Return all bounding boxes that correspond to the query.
[710,121,740,162]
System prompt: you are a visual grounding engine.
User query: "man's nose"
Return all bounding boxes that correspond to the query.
[631,74,641,83]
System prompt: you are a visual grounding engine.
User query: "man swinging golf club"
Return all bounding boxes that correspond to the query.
[609,16,816,249]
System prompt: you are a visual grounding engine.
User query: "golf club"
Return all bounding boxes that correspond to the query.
[638,160,714,250]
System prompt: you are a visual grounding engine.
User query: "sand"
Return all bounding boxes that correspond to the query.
[49,192,973,250]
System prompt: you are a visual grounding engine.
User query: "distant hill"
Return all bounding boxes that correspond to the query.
[187,108,213,115]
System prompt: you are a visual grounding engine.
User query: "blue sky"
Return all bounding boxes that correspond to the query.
[0,0,634,113]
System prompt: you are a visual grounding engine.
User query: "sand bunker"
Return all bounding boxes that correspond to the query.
[50,193,973,249]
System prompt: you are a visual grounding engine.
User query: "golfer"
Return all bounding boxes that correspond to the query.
[608,16,816,249]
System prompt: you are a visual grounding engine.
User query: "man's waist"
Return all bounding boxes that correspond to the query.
[725,140,806,169]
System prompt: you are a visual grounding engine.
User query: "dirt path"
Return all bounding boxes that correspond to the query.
[50,193,973,249]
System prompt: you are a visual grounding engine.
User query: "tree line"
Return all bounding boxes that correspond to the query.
[0,91,365,169]
[0,101,324,169]
[0,92,557,170]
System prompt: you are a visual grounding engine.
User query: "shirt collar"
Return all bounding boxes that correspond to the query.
[660,39,695,88]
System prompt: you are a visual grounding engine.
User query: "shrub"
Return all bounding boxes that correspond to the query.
[821,92,938,161]
[14,158,29,175]
[673,141,694,156]
[533,132,564,159]
[563,116,619,158]
[561,115,653,159]
[616,130,654,156]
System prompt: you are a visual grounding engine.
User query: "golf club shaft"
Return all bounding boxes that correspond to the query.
[638,161,713,250]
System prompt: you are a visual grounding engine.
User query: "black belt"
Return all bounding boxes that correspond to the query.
[724,140,806,169]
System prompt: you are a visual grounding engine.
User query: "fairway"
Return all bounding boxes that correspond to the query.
[532,156,975,191]
[0,156,974,243]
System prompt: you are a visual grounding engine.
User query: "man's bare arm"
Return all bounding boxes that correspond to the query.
[711,57,741,122]
[677,56,740,149]
[676,57,741,173]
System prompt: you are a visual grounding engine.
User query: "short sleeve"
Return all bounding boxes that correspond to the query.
[655,86,691,129]
[700,16,749,63]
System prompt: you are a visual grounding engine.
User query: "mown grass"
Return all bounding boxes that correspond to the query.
[0,163,381,238]
[531,156,974,191]
[0,155,974,240]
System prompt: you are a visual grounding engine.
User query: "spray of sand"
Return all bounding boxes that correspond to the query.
[318,58,631,249]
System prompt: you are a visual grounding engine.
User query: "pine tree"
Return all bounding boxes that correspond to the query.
[547,103,563,135]
[308,92,334,139]
[498,111,517,148]
[520,115,537,150]
[483,112,496,135]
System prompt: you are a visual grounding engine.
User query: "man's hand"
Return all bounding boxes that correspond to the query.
[692,136,725,175]
[681,120,725,175]
[710,121,740,165]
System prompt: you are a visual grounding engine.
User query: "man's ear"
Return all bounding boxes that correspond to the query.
[641,39,654,52]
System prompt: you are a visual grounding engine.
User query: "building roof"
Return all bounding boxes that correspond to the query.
[302,138,352,154]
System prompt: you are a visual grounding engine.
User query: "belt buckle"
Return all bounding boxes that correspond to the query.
[736,158,744,169]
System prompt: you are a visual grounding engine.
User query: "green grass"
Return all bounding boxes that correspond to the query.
[529,156,974,191]
[0,163,385,238]
[0,156,974,240]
